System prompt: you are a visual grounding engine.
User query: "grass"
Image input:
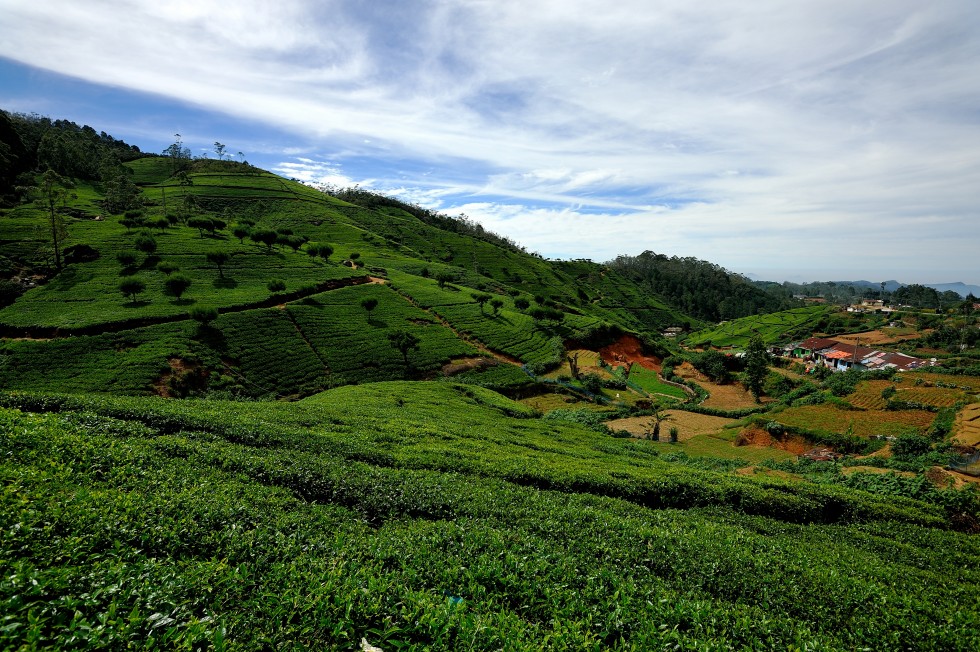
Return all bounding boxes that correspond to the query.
[627,363,688,398]
[685,305,836,348]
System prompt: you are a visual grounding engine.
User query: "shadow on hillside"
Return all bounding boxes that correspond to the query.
[123,299,151,308]
[118,266,139,277]
[170,298,196,306]
[367,317,388,328]
[141,255,161,270]
[194,324,227,351]
[213,277,238,289]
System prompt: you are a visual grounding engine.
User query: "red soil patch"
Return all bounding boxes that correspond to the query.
[599,335,661,371]
[735,426,811,455]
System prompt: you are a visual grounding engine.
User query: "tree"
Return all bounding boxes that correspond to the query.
[645,405,674,441]
[251,229,279,251]
[116,250,138,268]
[388,330,420,367]
[119,277,146,303]
[514,297,530,311]
[267,279,286,292]
[213,142,226,160]
[164,274,192,299]
[190,306,218,325]
[744,334,770,402]
[436,271,454,289]
[187,217,212,238]
[206,251,230,277]
[157,261,179,275]
[581,372,603,395]
[232,225,250,244]
[36,169,72,270]
[306,242,333,262]
[490,298,504,316]
[164,134,191,175]
[472,292,491,313]
[361,298,379,314]
[134,233,157,256]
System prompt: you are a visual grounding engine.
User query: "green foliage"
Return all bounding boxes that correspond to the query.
[267,279,286,293]
[892,433,933,460]
[118,277,146,302]
[189,306,218,324]
[206,250,230,277]
[686,306,834,348]
[163,274,191,299]
[388,330,421,366]
[744,335,769,400]
[157,260,179,275]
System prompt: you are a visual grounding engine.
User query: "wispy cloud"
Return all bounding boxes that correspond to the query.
[2,0,978,282]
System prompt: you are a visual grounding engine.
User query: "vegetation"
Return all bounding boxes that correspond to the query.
[2,114,980,650]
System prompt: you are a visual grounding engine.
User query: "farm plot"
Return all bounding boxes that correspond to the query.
[893,386,969,408]
[953,403,980,447]
[846,380,894,410]
[0,323,197,395]
[287,284,476,385]
[218,308,328,397]
[434,302,561,366]
[773,405,936,438]
[898,372,980,392]
[685,306,833,348]
[607,411,735,441]
[673,362,760,409]
[628,364,689,399]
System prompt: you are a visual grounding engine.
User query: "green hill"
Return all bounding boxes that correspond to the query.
[2,114,980,650]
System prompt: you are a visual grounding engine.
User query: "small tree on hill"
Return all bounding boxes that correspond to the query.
[33,169,72,271]
[472,292,492,314]
[164,274,192,299]
[157,261,179,276]
[436,271,454,289]
[232,225,250,244]
[388,330,420,368]
[119,277,146,303]
[134,233,157,256]
[268,279,286,293]
[744,334,770,402]
[514,297,530,311]
[116,251,139,268]
[187,217,212,238]
[190,306,218,325]
[361,297,379,314]
[307,242,334,262]
[490,298,504,317]
[206,251,230,277]
[251,229,278,251]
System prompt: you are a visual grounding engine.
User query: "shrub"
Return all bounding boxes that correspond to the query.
[190,307,219,324]
[892,433,933,460]
[118,278,146,302]
[268,279,286,293]
[116,251,138,268]
[157,261,179,275]
[164,274,192,299]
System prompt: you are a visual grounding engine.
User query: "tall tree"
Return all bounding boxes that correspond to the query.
[36,169,72,270]
[388,330,420,368]
[744,334,770,402]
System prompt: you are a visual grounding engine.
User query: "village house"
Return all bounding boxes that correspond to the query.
[786,337,932,372]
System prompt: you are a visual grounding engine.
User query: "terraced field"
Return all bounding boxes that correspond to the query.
[953,403,980,446]
[685,305,835,348]
[773,404,936,438]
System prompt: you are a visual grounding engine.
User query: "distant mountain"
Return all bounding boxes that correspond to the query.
[925,282,980,298]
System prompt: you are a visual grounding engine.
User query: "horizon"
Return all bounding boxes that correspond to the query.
[1,1,978,285]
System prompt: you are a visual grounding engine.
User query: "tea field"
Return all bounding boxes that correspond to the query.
[1,385,978,650]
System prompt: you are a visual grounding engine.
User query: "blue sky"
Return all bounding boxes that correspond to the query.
[1,0,978,284]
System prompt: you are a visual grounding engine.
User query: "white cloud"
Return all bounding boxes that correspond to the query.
[1,0,978,282]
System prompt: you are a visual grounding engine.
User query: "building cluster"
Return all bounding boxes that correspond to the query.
[786,337,935,373]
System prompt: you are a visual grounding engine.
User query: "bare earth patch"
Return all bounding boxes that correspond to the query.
[673,362,763,410]
[833,329,922,346]
[735,426,811,455]
[599,335,662,371]
[606,410,735,441]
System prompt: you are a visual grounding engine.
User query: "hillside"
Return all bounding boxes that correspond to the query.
[2,385,979,650]
[0,152,692,398]
[2,114,980,650]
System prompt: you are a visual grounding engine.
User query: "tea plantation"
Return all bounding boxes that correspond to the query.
[1,385,978,650]
[3,141,980,650]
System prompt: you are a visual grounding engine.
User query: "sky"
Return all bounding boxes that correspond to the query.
[1,0,978,285]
